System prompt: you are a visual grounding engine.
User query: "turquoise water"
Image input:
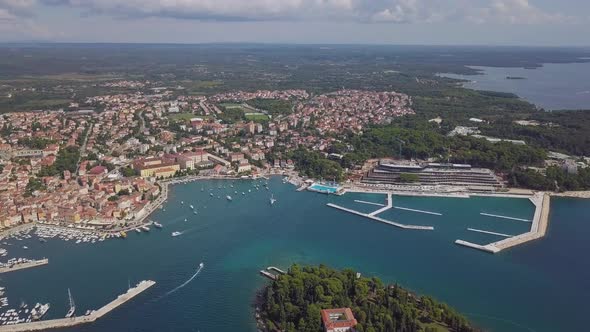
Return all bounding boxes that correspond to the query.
[1,177,589,332]
[440,62,590,110]
[309,183,339,194]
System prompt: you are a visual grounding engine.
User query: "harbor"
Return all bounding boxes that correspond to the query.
[455,193,550,253]
[0,259,48,274]
[0,280,155,332]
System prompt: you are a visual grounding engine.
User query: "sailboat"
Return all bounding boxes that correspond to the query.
[270,194,277,205]
[65,289,75,318]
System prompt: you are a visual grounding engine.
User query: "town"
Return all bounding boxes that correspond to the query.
[0,86,415,232]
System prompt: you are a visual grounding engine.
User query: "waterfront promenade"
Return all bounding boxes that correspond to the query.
[0,280,156,332]
[455,192,550,253]
[0,259,48,274]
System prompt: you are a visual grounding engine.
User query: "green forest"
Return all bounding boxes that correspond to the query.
[259,264,476,332]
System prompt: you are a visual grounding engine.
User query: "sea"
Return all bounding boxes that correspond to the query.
[1,177,589,332]
[439,62,590,111]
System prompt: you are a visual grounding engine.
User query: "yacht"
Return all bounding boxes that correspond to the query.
[154,222,163,229]
[31,303,50,321]
[65,289,75,318]
[172,231,182,237]
[226,195,232,201]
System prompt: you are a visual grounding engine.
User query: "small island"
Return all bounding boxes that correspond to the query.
[257,264,477,332]
[506,76,527,80]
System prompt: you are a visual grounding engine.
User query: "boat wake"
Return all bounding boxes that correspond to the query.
[160,263,204,299]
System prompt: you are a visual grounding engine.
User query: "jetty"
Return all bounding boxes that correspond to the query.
[480,213,531,222]
[456,193,550,254]
[327,202,434,231]
[0,280,156,332]
[266,266,286,275]
[354,200,386,207]
[467,228,513,238]
[0,258,48,274]
[260,270,278,280]
[394,206,442,216]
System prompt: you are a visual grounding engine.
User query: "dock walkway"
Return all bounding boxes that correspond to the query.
[0,280,156,332]
[327,203,433,230]
[0,258,48,274]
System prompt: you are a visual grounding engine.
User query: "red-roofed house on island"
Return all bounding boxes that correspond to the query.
[321,308,357,332]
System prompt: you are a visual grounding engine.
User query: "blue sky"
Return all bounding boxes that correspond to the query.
[0,0,589,45]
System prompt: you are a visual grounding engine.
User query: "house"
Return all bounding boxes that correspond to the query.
[321,308,357,332]
[237,160,251,173]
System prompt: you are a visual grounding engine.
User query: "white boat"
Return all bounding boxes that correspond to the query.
[154,222,163,229]
[184,218,188,222]
[242,192,245,195]
[23,246,28,249]
[135,229,141,234]
[189,205,194,210]
[226,195,232,201]
[31,303,50,321]
[171,231,182,237]
[65,289,75,318]
[210,193,214,197]
[180,201,184,205]
[141,226,150,232]
[270,194,277,205]
[199,262,204,268]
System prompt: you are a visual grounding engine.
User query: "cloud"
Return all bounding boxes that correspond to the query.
[0,0,51,39]
[14,0,575,25]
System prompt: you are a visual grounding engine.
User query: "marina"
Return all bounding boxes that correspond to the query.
[0,280,155,332]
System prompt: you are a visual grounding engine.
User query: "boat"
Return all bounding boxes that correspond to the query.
[23,246,28,249]
[199,262,204,268]
[120,231,127,238]
[189,205,194,210]
[210,193,214,197]
[39,238,47,243]
[65,289,75,318]
[154,222,163,229]
[226,195,232,201]
[184,218,188,222]
[171,231,182,237]
[270,194,277,205]
[141,226,150,232]
[180,201,184,205]
[193,211,197,215]
[31,303,50,321]
[242,192,245,195]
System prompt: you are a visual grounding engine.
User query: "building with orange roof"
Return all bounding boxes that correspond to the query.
[320,308,357,332]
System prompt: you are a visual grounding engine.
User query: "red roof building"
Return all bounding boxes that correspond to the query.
[320,308,357,332]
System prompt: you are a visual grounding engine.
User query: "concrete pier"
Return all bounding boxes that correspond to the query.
[0,280,156,332]
[260,270,278,280]
[467,228,513,238]
[394,206,442,216]
[480,213,531,222]
[0,258,48,274]
[327,203,434,230]
[354,200,386,207]
[266,267,286,274]
[368,193,393,217]
[456,193,550,254]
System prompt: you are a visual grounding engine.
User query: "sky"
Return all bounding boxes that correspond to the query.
[0,0,589,46]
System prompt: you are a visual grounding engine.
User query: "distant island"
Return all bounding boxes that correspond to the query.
[506,76,527,80]
[256,264,477,332]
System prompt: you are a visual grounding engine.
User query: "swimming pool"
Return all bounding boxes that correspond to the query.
[308,183,339,194]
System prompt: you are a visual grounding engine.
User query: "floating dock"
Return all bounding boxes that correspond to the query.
[367,193,393,217]
[467,228,513,238]
[266,266,286,275]
[327,201,434,231]
[353,200,386,207]
[480,213,531,222]
[0,259,48,274]
[394,206,442,216]
[456,193,550,254]
[0,280,156,332]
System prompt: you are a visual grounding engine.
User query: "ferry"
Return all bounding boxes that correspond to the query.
[171,231,182,237]
[226,195,232,201]
[154,222,163,229]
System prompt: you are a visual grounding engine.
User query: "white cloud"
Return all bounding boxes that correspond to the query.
[3,0,575,25]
